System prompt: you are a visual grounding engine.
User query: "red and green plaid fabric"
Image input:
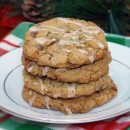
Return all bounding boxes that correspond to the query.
[0,22,130,130]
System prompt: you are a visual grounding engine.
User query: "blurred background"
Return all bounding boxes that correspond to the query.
[0,0,130,39]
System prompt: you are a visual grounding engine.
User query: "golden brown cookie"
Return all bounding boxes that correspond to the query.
[22,53,111,83]
[23,70,115,99]
[23,18,108,68]
[22,85,117,114]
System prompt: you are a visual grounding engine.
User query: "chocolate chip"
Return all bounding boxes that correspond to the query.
[31,32,37,38]
[112,87,117,92]
[49,56,51,60]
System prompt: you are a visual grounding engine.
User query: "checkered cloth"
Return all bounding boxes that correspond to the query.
[0,22,130,130]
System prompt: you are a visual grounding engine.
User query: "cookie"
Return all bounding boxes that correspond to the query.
[24,70,115,99]
[22,85,117,114]
[23,17,108,68]
[22,53,111,83]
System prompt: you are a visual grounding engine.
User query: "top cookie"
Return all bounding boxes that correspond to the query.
[23,18,108,68]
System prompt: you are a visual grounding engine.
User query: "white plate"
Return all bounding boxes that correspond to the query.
[0,42,130,124]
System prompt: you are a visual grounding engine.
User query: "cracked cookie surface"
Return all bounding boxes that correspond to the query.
[22,53,111,83]
[23,70,115,99]
[23,18,108,68]
[22,85,117,114]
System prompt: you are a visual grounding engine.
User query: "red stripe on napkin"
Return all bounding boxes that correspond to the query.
[74,114,130,130]
[0,48,8,56]
[2,39,20,48]
[0,114,11,123]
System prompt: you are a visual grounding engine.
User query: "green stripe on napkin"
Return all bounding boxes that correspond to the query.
[11,22,34,40]
[106,33,130,47]
[15,124,53,130]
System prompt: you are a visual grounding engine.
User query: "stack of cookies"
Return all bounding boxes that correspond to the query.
[22,18,117,114]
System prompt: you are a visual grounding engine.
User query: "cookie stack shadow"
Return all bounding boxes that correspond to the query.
[21,18,117,114]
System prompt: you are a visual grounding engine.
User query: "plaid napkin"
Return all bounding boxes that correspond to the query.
[0,22,130,130]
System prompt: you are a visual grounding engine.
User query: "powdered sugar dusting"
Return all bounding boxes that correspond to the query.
[77,49,88,54]
[65,107,73,114]
[29,90,32,96]
[27,66,34,72]
[55,68,67,72]
[29,92,36,106]
[89,55,95,63]
[53,93,61,98]
[97,41,104,49]
[65,83,76,98]
[45,96,50,109]
[35,37,49,45]
[37,77,45,94]
[42,66,50,76]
